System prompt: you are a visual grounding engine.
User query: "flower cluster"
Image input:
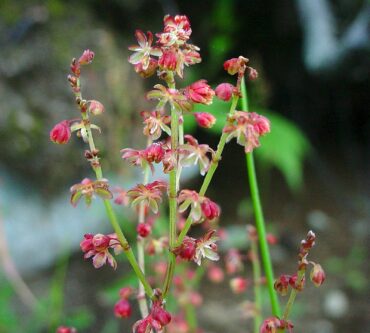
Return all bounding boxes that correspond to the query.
[133,301,171,333]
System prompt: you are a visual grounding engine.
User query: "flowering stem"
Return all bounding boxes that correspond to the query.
[76,80,154,300]
[137,144,152,317]
[250,237,263,333]
[163,95,239,299]
[163,74,179,298]
[282,270,305,322]
[241,78,281,317]
[176,94,239,245]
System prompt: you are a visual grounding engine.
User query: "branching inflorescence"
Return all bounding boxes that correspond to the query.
[50,14,324,333]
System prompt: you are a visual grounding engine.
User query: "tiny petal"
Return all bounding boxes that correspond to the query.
[114,299,132,318]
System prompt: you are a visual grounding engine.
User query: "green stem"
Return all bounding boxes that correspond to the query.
[282,270,305,321]
[76,80,154,299]
[250,238,263,333]
[162,75,179,298]
[241,78,281,317]
[176,95,239,246]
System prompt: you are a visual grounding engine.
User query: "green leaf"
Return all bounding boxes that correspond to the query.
[255,110,311,191]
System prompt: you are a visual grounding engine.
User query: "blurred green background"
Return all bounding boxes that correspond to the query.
[0,0,369,332]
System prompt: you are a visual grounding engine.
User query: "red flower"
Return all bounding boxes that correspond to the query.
[114,299,132,318]
[137,223,151,238]
[185,80,214,105]
[215,83,234,101]
[134,58,158,78]
[88,100,104,115]
[141,110,171,140]
[201,198,220,220]
[194,112,216,129]
[158,49,178,71]
[157,15,192,46]
[274,275,291,296]
[50,120,71,144]
[223,56,249,75]
[173,237,197,261]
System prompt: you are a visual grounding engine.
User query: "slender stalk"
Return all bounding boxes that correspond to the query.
[241,78,281,317]
[282,270,305,321]
[162,74,180,298]
[137,143,152,317]
[250,237,263,333]
[185,302,197,333]
[76,79,154,299]
[176,95,239,246]
[163,94,239,299]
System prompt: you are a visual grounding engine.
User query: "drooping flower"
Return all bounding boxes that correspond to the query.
[80,233,122,269]
[50,120,71,144]
[201,198,221,220]
[215,83,235,101]
[114,299,132,318]
[173,237,197,261]
[56,327,77,333]
[207,265,225,283]
[184,80,214,105]
[141,110,171,140]
[274,275,291,296]
[133,301,171,333]
[137,223,151,238]
[178,135,214,176]
[70,178,112,207]
[128,30,162,70]
[158,49,178,71]
[223,111,270,153]
[260,317,294,333]
[194,112,216,129]
[194,230,220,266]
[88,100,104,116]
[127,181,167,214]
[310,263,326,287]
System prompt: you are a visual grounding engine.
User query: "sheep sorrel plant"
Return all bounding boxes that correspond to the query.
[50,14,325,333]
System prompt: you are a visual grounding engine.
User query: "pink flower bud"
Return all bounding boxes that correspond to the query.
[114,299,132,318]
[92,234,110,251]
[207,265,224,283]
[230,277,249,294]
[158,50,178,71]
[144,143,165,163]
[78,49,95,65]
[185,80,214,105]
[50,120,71,144]
[274,275,290,296]
[201,199,220,220]
[119,287,132,299]
[88,100,104,115]
[56,327,77,333]
[289,273,305,291]
[215,83,234,101]
[189,291,203,307]
[194,113,216,129]
[151,303,171,326]
[310,263,325,287]
[173,237,196,261]
[137,223,151,238]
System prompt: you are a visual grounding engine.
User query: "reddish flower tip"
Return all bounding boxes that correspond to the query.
[78,49,95,65]
[56,327,77,333]
[50,120,71,144]
[194,112,216,129]
[310,263,326,287]
[137,223,151,238]
[215,83,234,101]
